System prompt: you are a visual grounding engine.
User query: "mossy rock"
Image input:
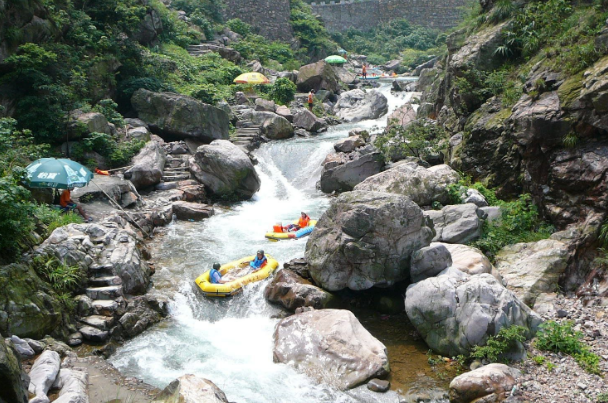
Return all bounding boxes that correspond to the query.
[557,72,584,111]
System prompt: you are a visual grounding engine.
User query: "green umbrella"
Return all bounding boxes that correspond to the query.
[338,48,347,54]
[25,158,93,189]
[325,55,347,64]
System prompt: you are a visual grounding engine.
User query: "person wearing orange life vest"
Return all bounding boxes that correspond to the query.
[308,89,315,111]
[297,212,311,228]
[60,187,92,222]
[362,64,367,79]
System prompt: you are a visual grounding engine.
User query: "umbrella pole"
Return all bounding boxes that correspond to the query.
[91,181,151,239]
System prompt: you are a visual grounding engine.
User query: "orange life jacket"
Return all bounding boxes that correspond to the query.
[362,65,367,73]
[298,215,310,228]
[308,93,313,103]
[59,189,71,208]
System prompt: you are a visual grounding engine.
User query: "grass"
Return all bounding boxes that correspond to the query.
[470,325,527,362]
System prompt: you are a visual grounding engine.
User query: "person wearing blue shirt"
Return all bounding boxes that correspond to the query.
[249,250,267,273]
[209,263,228,284]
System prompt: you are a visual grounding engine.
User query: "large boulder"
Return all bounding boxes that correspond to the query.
[450,21,510,73]
[264,269,336,311]
[153,374,229,403]
[335,90,388,123]
[273,309,389,390]
[52,368,88,403]
[68,110,112,139]
[296,60,340,92]
[190,140,261,200]
[387,103,417,128]
[410,243,452,283]
[425,203,484,244]
[319,148,385,194]
[131,89,229,142]
[0,337,28,403]
[123,140,166,190]
[171,201,214,221]
[333,66,357,85]
[0,263,65,339]
[116,295,169,339]
[405,269,542,356]
[449,364,521,403]
[244,111,293,140]
[354,162,460,207]
[28,350,61,402]
[293,109,326,132]
[440,243,494,276]
[495,239,570,306]
[305,191,434,291]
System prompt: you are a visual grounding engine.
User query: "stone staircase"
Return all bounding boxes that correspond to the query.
[162,155,191,183]
[79,264,124,343]
[231,105,265,152]
[187,44,212,57]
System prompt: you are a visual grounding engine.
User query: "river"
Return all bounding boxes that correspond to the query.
[109,82,450,402]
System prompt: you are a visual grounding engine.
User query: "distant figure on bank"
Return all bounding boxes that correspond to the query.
[60,188,92,221]
[362,64,367,79]
[209,262,229,284]
[250,250,268,272]
[308,89,315,111]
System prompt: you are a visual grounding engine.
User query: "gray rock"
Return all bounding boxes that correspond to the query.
[367,378,390,393]
[24,339,45,355]
[117,295,168,339]
[354,162,460,207]
[78,326,109,343]
[305,191,434,291]
[131,89,229,142]
[451,21,510,73]
[495,239,570,306]
[426,203,483,244]
[449,363,521,403]
[273,309,389,390]
[414,57,438,76]
[172,201,214,221]
[387,103,417,128]
[52,369,88,403]
[293,109,326,132]
[69,110,111,139]
[190,140,261,200]
[439,243,494,276]
[0,337,28,403]
[334,136,365,153]
[126,126,151,142]
[28,350,61,401]
[480,206,502,223]
[244,111,294,139]
[133,7,163,45]
[383,59,401,71]
[335,89,388,123]
[123,140,166,190]
[333,66,357,84]
[405,269,542,356]
[296,60,340,92]
[464,188,488,207]
[320,152,385,194]
[154,374,229,403]
[9,336,34,358]
[275,105,293,122]
[263,269,336,311]
[255,98,276,112]
[410,243,452,283]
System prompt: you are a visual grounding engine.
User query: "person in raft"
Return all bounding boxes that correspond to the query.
[249,250,268,273]
[308,89,315,111]
[283,212,311,232]
[60,187,92,222]
[362,64,367,79]
[209,262,229,284]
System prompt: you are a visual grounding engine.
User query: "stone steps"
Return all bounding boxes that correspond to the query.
[79,325,109,343]
[88,275,122,288]
[80,315,115,331]
[162,173,191,182]
[86,286,123,301]
[92,300,119,317]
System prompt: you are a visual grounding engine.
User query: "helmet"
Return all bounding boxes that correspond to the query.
[257,250,264,255]
[213,263,220,270]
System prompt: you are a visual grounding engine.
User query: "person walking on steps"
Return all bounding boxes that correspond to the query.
[308,89,315,111]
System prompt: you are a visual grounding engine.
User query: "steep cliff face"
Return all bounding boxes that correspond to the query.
[418,1,608,291]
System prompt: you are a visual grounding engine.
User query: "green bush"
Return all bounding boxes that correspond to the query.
[226,18,252,36]
[32,205,83,236]
[290,0,337,61]
[78,132,145,168]
[269,77,297,105]
[471,325,527,362]
[93,99,125,127]
[374,119,448,162]
[32,255,83,294]
[535,321,601,375]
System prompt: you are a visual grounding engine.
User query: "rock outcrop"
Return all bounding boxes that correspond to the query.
[0,337,28,403]
[293,109,326,132]
[425,203,484,244]
[28,350,61,402]
[264,269,336,311]
[190,140,261,200]
[154,374,229,403]
[131,89,229,143]
[354,162,460,207]
[449,364,521,403]
[243,110,294,140]
[123,140,166,190]
[296,60,340,92]
[405,268,542,356]
[305,191,434,291]
[273,309,389,390]
[334,89,388,122]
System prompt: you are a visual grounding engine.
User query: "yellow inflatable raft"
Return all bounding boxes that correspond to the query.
[195,255,279,297]
[265,220,317,241]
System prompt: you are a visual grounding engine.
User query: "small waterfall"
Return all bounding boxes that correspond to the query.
[109,83,447,403]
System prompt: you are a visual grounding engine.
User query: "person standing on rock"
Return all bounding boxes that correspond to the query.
[308,89,315,111]
[362,64,367,79]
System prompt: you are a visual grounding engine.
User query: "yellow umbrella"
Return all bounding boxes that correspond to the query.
[233,72,271,85]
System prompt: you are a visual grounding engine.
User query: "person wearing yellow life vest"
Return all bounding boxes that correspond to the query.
[308,89,314,111]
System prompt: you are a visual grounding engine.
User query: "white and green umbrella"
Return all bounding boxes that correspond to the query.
[25,158,93,189]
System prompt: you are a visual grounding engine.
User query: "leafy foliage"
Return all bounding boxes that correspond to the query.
[471,325,527,362]
[375,119,448,162]
[32,255,83,294]
[331,18,441,67]
[535,321,601,375]
[74,132,145,169]
[33,205,83,236]
[290,0,337,62]
[269,77,297,105]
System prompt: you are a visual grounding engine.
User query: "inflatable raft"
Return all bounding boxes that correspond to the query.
[195,255,279,297]
[265,220,317,241]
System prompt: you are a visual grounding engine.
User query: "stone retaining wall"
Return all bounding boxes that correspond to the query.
[223,0,294,41]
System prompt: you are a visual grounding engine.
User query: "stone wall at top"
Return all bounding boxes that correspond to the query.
[310,0,470,32]
[223,0,294,41]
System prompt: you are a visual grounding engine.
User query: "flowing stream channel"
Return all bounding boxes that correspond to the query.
[109,82,451,403]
